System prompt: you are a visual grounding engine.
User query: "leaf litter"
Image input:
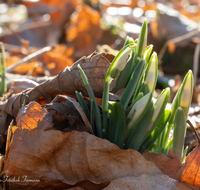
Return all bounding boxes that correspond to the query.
[0,52,114,149]
[5,102,163,190]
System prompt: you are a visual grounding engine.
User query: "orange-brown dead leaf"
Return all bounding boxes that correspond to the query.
[168,41,176,54]
[143,150,182,180]
[177,144,200,188]
[66,5,101,59]
[4,102,163,189]
[150,20,159,39]
[41,45,74,75]
[24,0,80,28]
[6,56,43,75]
[16,101,49,130]
[100,0,138,9]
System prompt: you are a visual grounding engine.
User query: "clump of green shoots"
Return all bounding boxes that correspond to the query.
[76,19,193,160]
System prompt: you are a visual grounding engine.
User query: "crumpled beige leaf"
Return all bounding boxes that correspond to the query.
[0,52,114,149]
[5,102,162,190]
[143,150,182,180]
[102,174,197,190]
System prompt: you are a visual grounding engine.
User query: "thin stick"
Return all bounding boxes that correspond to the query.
[6,45,55,72]
[187,119,200,144]
[193,39,200,85]
[0,20,51,38]
[5,25,29,49]
[158,28,199,62]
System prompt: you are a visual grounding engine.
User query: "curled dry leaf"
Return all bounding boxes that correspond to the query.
[51,94,93,134]
[103,174,197,190]
[5,102,163,190]
[11,79,39,94]
[143,150,182,180]
[0,52,114,149]
[177,144,200,188]
[45,98,89,133]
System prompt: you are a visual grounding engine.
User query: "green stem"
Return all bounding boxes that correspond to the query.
[78,65,102,137]
[102,80,110,137]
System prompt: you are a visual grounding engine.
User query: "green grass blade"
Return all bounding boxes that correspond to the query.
[75,91,90,121]
[0,43,6,96]
[129,19,147,80]
[126,91,152,135]
[124,101,154,150]
[157,123,168,153]
[144,44,153,64]
[140,81,150,95]
[102,43,136,136]
[120,59,145,109]
[181,146,188,163]
[139,109,171,153]
[135,19,147,59]
[143,88,170,142]
[113,47,136,92]
[90,99,95,131]
[77,64,102,138]
[164,139,173,155]
[124,36,134,46]
[127,92,144,111]
[164,70,193,148]
[107,102,126,148]
[172,107,186,160]
[179,70,193,118]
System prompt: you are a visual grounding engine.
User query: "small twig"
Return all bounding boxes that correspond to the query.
[6,45,55,72]
[158,28,200,62]
[5,25,29,50]
[2,43,22,51]
[0,20,51,38]
[187,119,200,144]
[193,39,200,85]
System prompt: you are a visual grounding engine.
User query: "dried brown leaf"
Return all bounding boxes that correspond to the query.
[52,94,93,134]
[66,5,101,59]
[177,144,200,188]
[41,45,74,75]
[168,41,176,54]
[150,20,159,39]
[11,79,39,94]
[143,150,182,180]
[0,52,114,148]
[5,102,162,190]
[103,174,197,190]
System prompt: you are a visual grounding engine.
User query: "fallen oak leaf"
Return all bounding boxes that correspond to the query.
[143,149,182,180]
[103,174,197,190]
[0,52,114,149]
[5,102,163,190]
